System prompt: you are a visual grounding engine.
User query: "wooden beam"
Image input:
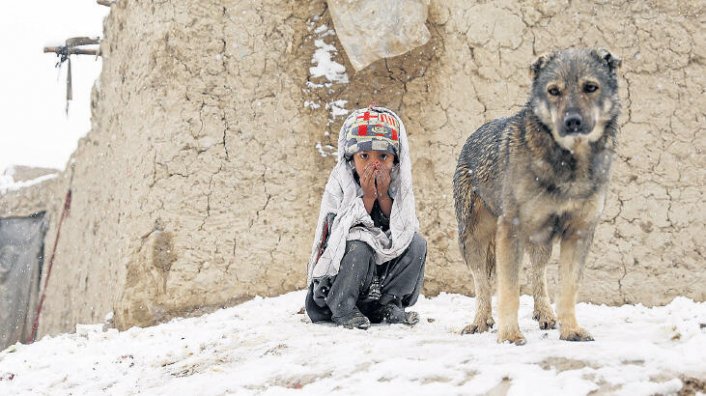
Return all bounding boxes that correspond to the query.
[43,47,100,56]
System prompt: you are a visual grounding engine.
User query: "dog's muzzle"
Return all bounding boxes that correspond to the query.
[561,111,586,136]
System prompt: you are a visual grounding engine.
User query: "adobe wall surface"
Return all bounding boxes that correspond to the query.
[2,0,703,334]
[415,0,706,306]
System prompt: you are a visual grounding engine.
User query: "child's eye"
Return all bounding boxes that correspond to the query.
[360,153,368,160]
[379,154,388,161]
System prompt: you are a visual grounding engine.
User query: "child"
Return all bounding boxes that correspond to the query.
[305,106,427,330]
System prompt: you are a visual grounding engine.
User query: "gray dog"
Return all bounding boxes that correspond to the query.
[453,48,622,344]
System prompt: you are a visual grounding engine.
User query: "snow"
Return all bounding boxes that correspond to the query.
[304,100,321,110]
[310,39,349,85]
[315,142,336,158]
[305,20,351,156]
[0,172,57,195]
[0,1,109,173]
[313,24,335,38]
[1,291,704,395]
[327,99,349,120]
[307,24,345,85]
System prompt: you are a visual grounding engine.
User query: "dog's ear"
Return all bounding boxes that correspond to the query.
[529,52,554,82]
[593,48,622,74]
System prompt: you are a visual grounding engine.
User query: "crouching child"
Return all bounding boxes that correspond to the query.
[305,106,427,330]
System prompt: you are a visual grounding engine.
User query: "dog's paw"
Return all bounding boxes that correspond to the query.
[560,326,594,342]
[461,317,495,335]
[497,329,526,345]
[532,309,557,330]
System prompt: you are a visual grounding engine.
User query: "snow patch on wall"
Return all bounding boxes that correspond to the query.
[315,142,336,158]
[305,18,352,158]
[309,26,349,85]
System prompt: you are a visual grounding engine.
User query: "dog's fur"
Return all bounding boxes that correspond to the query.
[453,48,621,344]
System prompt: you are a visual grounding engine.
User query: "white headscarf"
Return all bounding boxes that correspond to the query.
[307,107,420,284]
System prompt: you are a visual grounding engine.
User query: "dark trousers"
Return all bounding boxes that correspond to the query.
[306,232,427,322]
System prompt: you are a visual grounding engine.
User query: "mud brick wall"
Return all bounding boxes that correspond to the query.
[1,0,703,335]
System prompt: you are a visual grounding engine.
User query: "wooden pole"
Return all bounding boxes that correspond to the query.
[42,37,101,114]
[43,36,100,57]
[43,47,99,56]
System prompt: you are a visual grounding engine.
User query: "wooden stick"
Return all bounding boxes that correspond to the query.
[43,47,100,56]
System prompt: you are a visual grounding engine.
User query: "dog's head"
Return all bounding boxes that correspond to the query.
[529,48,621,151]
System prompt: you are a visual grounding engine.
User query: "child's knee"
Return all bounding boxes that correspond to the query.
[344,240,375,259]
[409,233,428,258]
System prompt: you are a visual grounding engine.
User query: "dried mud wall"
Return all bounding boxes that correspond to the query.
[412,0,706,306]
[2,0,703,335]
[71,0,323,332]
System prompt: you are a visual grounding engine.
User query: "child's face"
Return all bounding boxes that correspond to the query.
[352,150,395,176]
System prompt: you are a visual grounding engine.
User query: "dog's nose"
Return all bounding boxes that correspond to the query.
[563,112,583,134]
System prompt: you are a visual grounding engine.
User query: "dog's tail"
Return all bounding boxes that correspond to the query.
[453,161,476,256]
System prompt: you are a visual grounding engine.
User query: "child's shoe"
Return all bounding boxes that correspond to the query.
[332,307,371,330]
[370,304,419,326]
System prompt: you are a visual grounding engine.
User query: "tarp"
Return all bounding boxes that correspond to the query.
[326,0,431,71]
[0,213,47,350]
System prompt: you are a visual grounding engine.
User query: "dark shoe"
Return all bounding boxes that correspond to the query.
[370,304,419,326]
[332,308,371,330]
[403,311,420,326]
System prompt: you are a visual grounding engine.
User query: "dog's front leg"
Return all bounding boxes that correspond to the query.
[557,227,595,341]
[496,215,525,345]
[529,243,557,330]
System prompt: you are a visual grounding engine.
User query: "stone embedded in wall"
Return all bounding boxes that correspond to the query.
[114,229,176,330]
[326,0,431,71]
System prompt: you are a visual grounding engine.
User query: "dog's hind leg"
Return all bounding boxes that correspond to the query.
[460,238,496,334]
[557,227,595,341]
[458,196,497,335]
[460,251,495,334]
[528,243,556,330]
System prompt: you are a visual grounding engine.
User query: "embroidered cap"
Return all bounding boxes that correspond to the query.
[343,107,401,159]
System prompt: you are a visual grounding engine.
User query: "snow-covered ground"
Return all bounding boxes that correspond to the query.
[1,291,704,395]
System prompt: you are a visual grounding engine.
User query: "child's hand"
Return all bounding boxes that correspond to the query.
[360,162,378,199]
[375,165,392,199]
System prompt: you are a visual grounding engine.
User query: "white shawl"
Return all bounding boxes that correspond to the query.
[306,107,419,285]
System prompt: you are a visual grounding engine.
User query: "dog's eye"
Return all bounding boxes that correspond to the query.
[548,87,561,96]
[583,83,599,93]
